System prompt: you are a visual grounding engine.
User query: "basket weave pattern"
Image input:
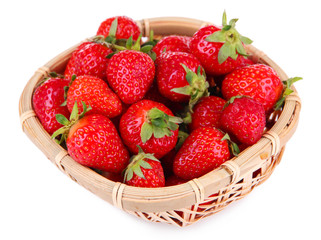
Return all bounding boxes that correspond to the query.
[19,17,301,227]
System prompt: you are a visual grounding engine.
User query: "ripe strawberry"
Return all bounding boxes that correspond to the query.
[67,75,122,118]
[152,35,191,57]
[173,127,230,180]
[119,100,182,159]
[32,75,70,135]
[106,50,155,104]
[64,41,113,80]
[155,51,209,110]
[190,11,252,76]
[97,16,141,41]
[189,96,226,131]
[52,103,129,173]
[221,63,283,113]
[220,96,266,146]
[124,147,165,188]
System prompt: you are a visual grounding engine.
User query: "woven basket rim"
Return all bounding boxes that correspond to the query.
[19,17,301,213]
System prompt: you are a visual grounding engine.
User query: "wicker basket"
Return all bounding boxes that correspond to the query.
[19,17,301,227]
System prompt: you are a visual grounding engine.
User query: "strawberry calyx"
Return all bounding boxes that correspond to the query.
[140,107,183,143]
[171,64,209,112]
[205,10,253,64]
[123,146,159,181]
[274,77,302,110]
[223,95,247,109]
[51,101,92,144]
[221,133,240,157]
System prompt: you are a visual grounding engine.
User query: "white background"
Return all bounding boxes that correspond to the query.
[1,0,320,239]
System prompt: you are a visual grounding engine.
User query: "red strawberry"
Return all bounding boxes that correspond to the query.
[32,76,70,135]
[189,96,226,132]
[155,51,209,110]
[173,127,230,180]
[67,75,122,118]
[97,16,141,41]
[190,11,252,76]
[152,35,191,57]
[52,103,129,173]
[124,147,165,188]
[119,100,182,159]
[64,41,113,80]
[220,96,266,146]
[106,50,155,104]
[221,64,283,113]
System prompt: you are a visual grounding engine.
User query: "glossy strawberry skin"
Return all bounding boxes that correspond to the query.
[152,35,191,57]
[97,16,141,41]
[119,100,178,159]
[190,25,247,76]
[64,42,112,80]
[190,96,226,131]
[125,159,165,188]
[221,64,283,112]
[106,50,155,104]
[156,51,203,102]
[32,77,70,135]
[66,114,129,173]
[220,97,266,146]
[173,127,230,180]
[67,75,122,118]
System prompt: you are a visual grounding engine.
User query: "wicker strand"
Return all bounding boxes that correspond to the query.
[143,19,150,37]
[221,161,241,185]
[286,92,301,105]
[54,150,68,172]
[188,179,205,204]
[263,130,281,156]
[35,66,50,77]
[112,182,126,210]
[20,110,36,126]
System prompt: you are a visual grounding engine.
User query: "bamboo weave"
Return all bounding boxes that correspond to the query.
[19,17,301,227]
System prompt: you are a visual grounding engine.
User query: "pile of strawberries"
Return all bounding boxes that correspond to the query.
[32,13,300,188]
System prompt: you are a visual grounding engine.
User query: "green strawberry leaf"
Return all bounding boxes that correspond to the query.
[141,122,153,143]
[56,114,70,126]
[109,18,118,38]
[139,160,152,170]
[171,85,192,95]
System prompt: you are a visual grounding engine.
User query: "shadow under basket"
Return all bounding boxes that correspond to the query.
[19,17,301,227]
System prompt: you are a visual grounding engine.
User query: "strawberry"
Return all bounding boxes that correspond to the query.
[173,127,230,180]
[221,63,283,113]
[155,51,209,110]
[66,75,122,118]
[97,16,141,41]
[106,50,155,104]
[52,102,129,173]
[32,75,70,135]
[220,96,266,146]
[119,100,182,159]
[152,35,191,57]
[190,11,252,76]
[124,147,165,188]
[189,96,226,132]
[64,41,113,80]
